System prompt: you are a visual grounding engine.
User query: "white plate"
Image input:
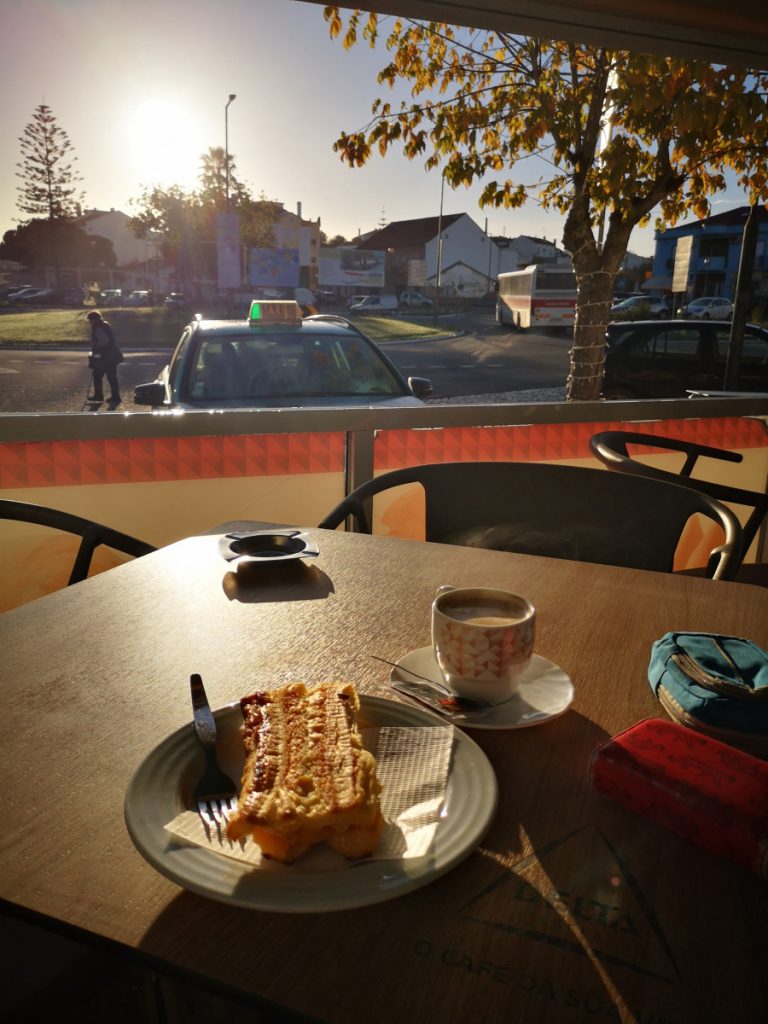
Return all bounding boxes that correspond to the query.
[391,648,574,731]
[124,695,497,912]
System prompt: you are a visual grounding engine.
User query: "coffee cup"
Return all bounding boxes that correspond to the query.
[432,585,535,702]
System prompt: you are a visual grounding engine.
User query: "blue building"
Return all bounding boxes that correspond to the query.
[651,205,768,309]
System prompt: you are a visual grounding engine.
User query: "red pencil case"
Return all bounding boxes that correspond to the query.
[590,718,768,879]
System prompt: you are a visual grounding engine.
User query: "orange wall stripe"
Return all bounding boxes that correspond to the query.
[0,433,347,488]
[374,417,768,470]
[1,418,765,489]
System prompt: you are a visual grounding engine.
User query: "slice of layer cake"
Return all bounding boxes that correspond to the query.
[226,682,383,863]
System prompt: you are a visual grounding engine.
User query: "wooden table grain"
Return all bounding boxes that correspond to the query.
[2,524,767,1024]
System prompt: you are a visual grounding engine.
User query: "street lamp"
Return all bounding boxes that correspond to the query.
[225,94,236,207]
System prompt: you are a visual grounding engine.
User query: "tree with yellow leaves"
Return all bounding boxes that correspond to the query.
[324,10,768,399]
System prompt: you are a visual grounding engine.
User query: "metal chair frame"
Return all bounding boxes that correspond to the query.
[0,499,157,586]
[317,460,744,580]
[589,430,768,564]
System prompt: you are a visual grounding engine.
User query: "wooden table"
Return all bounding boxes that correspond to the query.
[2,524,767,1023]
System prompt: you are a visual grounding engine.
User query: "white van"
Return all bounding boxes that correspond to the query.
[348,294,398,316]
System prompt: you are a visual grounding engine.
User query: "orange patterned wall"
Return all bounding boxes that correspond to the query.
[0,432,347,488]
[373,416,768,470]
[1,417,764,488]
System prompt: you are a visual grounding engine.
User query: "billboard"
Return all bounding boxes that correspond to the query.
[318,247,385,288]
[249,248,299,288]
[672,236,693,293]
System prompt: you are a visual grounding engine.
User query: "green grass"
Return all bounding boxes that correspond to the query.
[0,308,190,347]
[345,315,447,341]
[0,309,447,347]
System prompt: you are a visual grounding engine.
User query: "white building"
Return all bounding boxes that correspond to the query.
[76,209,162,268]
[361,213,500,297]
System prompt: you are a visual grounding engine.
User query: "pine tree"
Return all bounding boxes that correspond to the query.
[16,104,84,221]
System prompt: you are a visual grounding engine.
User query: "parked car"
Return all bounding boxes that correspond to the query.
[3,285,34,301]
[100,289,123,306]
[676,296,734,320]
[601,319,768,398]
[348,294,399,316]
[124,290,153,306]
[22,287,80,306]
[164,293,188,307]
[610,295,670,320]
[134,301,432,410]
[398,290,433,309]
[347,294,368,309]
[7,287,46,304]
[313,288,335,306]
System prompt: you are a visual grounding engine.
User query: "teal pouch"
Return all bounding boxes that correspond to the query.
[648,632,768,758]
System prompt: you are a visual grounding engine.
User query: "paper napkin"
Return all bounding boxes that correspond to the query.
[165,725,454,865]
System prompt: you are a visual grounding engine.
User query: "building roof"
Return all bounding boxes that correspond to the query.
[695,205,768,228]
[659,204,768,237]
[358,214,464,249]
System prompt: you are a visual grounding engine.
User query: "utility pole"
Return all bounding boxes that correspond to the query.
[225,94,236,208]
[724,205,758,390]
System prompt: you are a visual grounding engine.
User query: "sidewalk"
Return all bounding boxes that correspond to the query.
[427,386,567,404]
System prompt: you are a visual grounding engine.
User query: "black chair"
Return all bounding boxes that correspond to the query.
[317,461,743,580]
[0,499,157,585]
[589,430,768,568]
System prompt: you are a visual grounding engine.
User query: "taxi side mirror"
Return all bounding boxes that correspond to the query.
[408,376,433,398]
[134,381,166,406]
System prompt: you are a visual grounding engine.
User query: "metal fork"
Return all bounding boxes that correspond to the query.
[190,673,239,840]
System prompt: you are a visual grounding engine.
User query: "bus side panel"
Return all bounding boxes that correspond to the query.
[499,296,532,328]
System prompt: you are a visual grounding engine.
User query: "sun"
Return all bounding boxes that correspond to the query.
[126,99,206,189]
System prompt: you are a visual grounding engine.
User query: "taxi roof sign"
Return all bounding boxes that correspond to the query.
[248,299,303,327]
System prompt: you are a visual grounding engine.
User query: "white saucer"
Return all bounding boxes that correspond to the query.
[390,647,574,731]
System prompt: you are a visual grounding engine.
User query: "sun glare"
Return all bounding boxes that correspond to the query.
[126,99,206,189]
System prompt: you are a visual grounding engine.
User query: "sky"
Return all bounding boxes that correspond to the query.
[0,0,755,259]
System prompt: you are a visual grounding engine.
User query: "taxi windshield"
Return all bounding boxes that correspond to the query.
[185,331,406,402]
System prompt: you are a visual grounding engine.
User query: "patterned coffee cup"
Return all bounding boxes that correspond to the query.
[432,585,535,702]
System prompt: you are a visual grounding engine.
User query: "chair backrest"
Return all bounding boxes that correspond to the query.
[317,461,744,580]
[0,499,157,586]
[590,430,768,557]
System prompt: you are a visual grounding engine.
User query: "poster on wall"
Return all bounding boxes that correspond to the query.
[249,248,300,288]
[217,213,241,289]
[318,247,385,287]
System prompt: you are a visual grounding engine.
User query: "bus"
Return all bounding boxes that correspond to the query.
[496,264,577,329]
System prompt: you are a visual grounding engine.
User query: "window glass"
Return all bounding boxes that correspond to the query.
[739,329,768,365]
[536,271,576,292]
[652,328,702,357]
[187,331,405,401]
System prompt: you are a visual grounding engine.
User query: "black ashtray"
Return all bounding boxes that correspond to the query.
[219,530,319,567]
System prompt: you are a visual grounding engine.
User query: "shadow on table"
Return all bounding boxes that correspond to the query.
[453,708,684,1022]
[222,562,334,604]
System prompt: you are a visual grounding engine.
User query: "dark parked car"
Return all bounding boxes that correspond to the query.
[602,319,768,398]
[134,301,432,409]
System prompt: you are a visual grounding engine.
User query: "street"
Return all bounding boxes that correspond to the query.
[0,311,572,412]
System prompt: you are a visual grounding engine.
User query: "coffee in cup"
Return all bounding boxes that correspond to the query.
[432,586,535,702]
